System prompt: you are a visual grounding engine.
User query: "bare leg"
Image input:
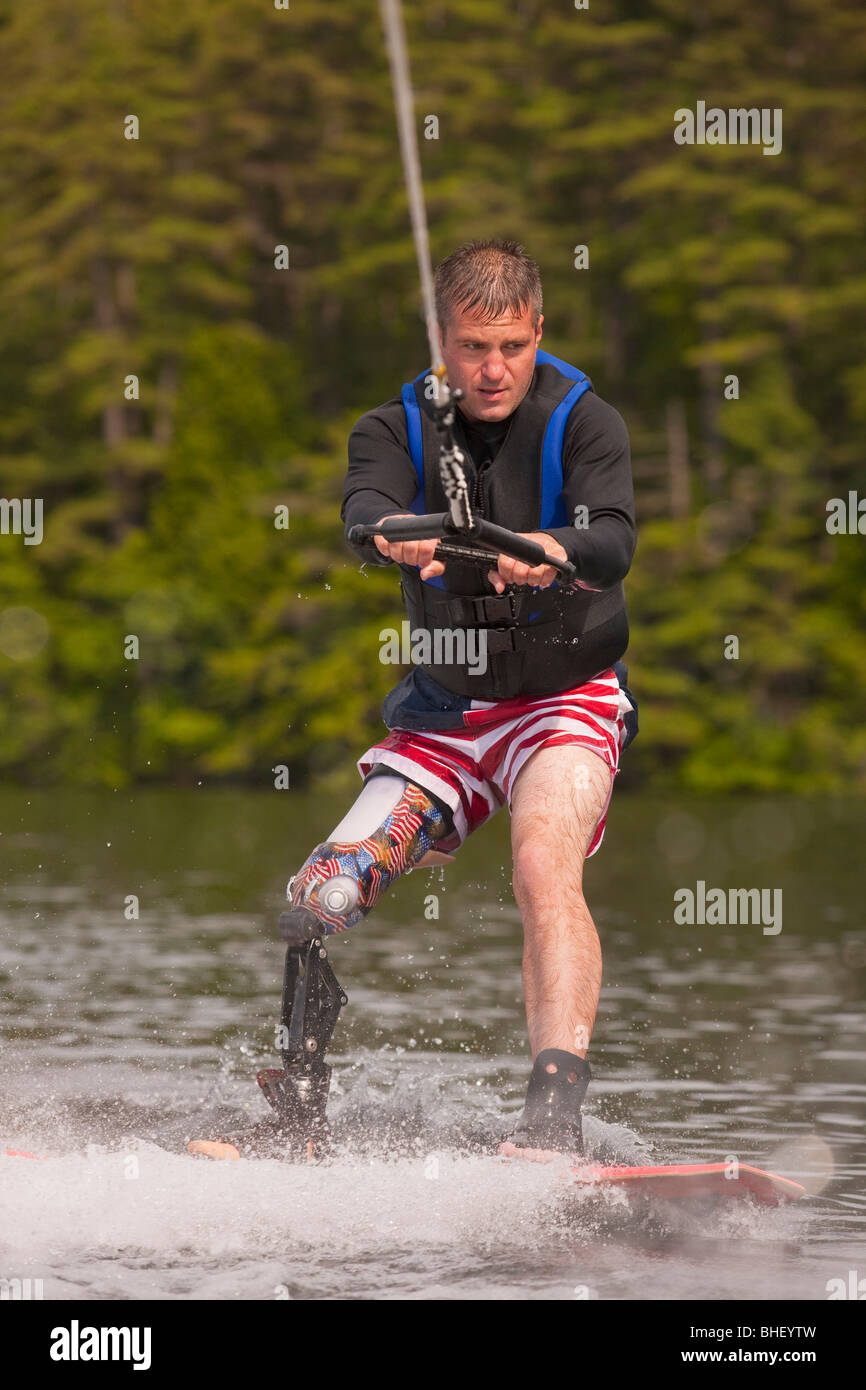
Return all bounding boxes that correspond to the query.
[509,744,613,1060]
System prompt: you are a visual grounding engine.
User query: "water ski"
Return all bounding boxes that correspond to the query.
[498,1146,805,1205]
[5,1142,808,1202]
[570,1160,805,1204]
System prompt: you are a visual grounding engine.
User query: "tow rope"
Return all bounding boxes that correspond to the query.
[353,1,580,589]
[378,0,473,532]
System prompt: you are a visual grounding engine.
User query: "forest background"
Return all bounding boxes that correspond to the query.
[0,0,863,795]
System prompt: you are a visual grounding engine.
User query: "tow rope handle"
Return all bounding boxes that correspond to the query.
[348,516,580,589]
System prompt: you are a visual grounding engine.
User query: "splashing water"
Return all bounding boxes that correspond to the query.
[1,788,863,1299]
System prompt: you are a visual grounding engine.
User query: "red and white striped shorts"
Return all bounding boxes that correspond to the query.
[357,668,634,858]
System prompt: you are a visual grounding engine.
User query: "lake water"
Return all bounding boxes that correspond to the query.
[0,787,863,1300]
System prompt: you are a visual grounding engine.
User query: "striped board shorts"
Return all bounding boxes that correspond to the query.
[356,667,635,859]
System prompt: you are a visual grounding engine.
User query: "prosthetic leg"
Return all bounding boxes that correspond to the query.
[189,775,454,1160]
[260,775,453,1151]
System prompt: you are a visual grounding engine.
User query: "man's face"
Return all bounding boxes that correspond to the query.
[439,303,543,423]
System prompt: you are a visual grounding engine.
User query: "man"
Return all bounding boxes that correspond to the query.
[286,239,637,1159]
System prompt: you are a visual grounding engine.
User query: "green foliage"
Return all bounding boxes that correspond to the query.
[0,0,863,790]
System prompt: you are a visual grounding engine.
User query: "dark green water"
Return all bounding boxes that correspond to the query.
[0,787,863,1300]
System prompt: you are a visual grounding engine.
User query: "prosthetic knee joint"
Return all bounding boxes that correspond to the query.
[282,774,452,939]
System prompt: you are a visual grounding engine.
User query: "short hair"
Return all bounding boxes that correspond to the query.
[434,239,543,335]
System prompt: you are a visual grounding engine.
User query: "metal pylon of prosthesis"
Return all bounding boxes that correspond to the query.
[255,908,348,1148]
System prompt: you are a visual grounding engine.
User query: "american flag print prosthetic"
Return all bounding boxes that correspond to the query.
[287,782,449,933]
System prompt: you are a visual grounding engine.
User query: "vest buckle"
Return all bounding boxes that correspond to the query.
[469,592,522,624]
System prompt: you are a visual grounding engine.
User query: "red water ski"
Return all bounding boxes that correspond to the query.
[499,1144,804,1204]
[567,1160,805,1205]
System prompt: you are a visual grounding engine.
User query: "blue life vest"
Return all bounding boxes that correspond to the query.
[400,349,592,590]
[394,348,628,699]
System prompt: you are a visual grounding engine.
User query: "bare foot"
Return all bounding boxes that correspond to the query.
[498,1141,562,1164]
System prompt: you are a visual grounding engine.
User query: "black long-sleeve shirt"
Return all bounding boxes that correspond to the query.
[341,375,635,590]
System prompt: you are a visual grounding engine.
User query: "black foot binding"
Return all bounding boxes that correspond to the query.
[188,913,347,1163]
[502,1049,591,1158]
